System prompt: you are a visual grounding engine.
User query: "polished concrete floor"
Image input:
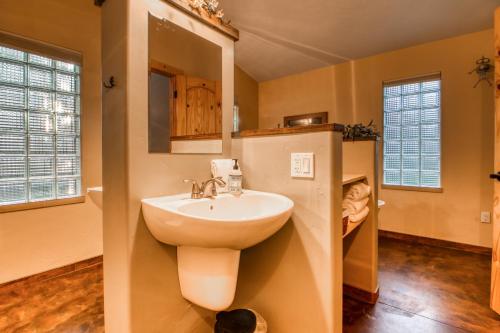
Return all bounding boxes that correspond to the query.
[0,237,498,332]
[0,263,104,333]
[344,237,500,333]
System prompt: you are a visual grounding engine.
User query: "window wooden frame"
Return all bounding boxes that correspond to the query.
[0,196,85,213]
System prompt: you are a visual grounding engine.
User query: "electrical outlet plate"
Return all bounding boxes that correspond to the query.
[480,211,491,224]
[291,153,314,178]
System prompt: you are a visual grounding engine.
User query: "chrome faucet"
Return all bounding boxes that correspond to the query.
[184,177,226,199]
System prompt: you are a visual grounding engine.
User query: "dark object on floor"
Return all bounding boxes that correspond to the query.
[214,309,257,333]
[343,121,380,141]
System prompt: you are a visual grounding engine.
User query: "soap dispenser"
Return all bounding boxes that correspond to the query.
[228,159,242,196]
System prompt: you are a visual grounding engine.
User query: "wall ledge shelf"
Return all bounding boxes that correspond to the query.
[231,123,344,138]
[343,174,367,186]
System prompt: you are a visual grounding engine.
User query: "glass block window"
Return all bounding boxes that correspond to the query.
[0,45,81,205]
[383,74,441,188]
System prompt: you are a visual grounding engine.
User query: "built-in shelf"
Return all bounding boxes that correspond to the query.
[343,217,367,239]
[342,174,370,238]
[342,174,367,186]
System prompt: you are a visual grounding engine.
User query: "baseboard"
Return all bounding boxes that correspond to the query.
[343,257,374,291]
[379,230,491,256]
[343,284,379,304]
[0,255,103,290]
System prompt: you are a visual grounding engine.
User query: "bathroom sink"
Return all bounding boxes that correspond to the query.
[87,186,103,209]
[141,190,293,310]
[142,190,293,249]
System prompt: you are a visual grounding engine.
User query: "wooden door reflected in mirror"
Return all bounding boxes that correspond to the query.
[148,14,222,154]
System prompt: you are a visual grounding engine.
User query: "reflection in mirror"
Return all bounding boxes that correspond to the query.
[148,14,222,154]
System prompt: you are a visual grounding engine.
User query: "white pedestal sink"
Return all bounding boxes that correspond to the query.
[141,190,293,311]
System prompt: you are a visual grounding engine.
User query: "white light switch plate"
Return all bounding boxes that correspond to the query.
[480,211,491,223]
[291,153,314,178]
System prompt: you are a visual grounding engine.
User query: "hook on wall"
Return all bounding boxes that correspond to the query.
[103,76,115,89]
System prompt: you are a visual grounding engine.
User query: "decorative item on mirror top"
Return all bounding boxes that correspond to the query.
[188,0,230,24]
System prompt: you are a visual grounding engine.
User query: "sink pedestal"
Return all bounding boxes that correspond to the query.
[142,190,293,310]
[177,246,240,311]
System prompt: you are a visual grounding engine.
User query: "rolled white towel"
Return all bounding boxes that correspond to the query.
[349,206,369,223]
[345,183,371,201]
[342,197,369,215]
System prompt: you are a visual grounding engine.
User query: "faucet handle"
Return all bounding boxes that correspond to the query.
[183,179,202,199]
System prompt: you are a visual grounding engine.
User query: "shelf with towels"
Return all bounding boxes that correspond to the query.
[343,217,368,239]
[342,178,371,239]
[342,174,367,186]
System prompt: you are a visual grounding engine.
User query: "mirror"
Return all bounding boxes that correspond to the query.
[148,14,222,154]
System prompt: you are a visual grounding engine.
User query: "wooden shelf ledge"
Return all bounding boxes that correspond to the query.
[232,123,344,138]
[343,216,368,239]
[343,174,367,185]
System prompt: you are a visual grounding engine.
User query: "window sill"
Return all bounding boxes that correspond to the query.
[0,196,86,213]
[381,185,443,193]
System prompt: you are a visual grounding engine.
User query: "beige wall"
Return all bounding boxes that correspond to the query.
[231,131,343,333]
[355,29,494,248]
[102,0,234,331]
[234,65,258,130]
[259,66,335,129]
[0,0,102,283]
[257,63,354,129]
[259,29,494,247]
[255,62,354,130]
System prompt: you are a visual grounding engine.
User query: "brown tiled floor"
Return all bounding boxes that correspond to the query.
[344,237,500,333]
[0,263,104,333]
[1,237,499,332]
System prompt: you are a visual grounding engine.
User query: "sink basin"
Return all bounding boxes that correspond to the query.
[142,190,293,249]
[141,190,293,310]
[87,186,103,209]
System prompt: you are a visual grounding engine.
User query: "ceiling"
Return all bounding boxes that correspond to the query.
[219,0,499,82]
